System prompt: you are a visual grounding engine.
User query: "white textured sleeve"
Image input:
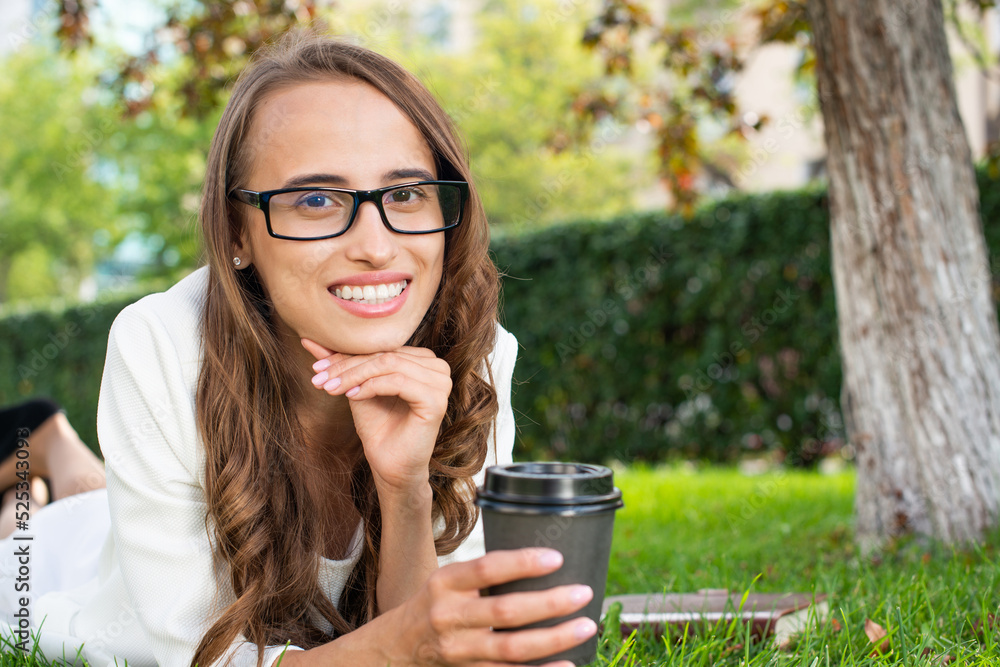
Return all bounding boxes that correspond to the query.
[96,301,303,667]
[489,326,518,469]
[437,325,519,566]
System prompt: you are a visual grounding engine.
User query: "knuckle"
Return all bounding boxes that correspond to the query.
[549,589,572,615]
[491,597,519,627]
[438,633,462,662]
[427,604,451,634]
[379,351,400,369]
[493,633,525,663]
[470,556,492,583]
[426,568,449,597]
[520,548,540,570]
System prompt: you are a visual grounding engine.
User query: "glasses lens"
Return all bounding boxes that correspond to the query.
[268,189,356,238]
[382,183,462,232]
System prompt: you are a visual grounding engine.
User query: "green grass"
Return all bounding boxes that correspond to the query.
[593,464,1000,666]
[4,465,1000,665]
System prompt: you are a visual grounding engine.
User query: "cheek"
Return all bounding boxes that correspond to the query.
[255,245,333,310]
[427,239,446,280]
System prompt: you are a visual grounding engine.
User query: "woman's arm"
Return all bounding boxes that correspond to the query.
[374,480,439,613]
[279,548,596,667]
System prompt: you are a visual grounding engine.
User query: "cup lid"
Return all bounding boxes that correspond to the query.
[477,462,623,507]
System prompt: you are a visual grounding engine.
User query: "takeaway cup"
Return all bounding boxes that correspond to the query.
[476,462,624,666]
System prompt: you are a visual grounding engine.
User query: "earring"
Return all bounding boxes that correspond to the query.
[233,257,242,267]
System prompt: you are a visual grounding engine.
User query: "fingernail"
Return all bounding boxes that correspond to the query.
[569,585,593,605]
[574,618,597,640]
[538,550,563,568]
[323,377,342,392]
[346,386,360,398]
[312,358,331,372]
[311,371,329,387]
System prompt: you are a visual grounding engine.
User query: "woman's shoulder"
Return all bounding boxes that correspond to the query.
[108,266,209,357]
[115,265,208,327]
[99,267,209,481]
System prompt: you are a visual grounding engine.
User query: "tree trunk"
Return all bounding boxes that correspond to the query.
[808,0,1000,549]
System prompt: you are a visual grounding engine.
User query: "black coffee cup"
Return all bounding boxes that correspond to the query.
[476,462,624,666]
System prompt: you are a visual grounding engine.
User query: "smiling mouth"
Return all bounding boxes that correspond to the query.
[331,280,408,305]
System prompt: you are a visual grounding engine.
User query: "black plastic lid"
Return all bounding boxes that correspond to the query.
[476,462,623,508]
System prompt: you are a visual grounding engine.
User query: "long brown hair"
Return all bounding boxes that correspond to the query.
[193,31,500,665]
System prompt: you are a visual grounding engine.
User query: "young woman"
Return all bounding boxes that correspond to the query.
[0,33,596,666]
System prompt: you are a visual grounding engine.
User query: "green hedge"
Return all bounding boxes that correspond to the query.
[0,280,172,457]
[4,171,1000,463]
[494,187,840,464]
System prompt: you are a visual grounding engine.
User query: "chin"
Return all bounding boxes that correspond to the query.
[324,331,416,356]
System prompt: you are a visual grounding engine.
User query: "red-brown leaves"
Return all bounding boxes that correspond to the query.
[865,618,890,655]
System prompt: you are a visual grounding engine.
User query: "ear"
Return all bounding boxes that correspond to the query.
[232,231,254,269]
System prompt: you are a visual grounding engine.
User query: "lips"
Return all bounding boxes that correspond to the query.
[332,280,408,305]
[327,271,412,318]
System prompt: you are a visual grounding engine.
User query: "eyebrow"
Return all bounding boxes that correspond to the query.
[281,168,437,189]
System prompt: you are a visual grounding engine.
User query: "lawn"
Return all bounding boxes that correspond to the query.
[4,464,1000,665]
[594,464,1000,666]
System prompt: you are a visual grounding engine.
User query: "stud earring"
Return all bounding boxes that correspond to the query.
[233,257,242,267]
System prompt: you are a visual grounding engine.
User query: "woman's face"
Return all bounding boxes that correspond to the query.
[236,79,446,355]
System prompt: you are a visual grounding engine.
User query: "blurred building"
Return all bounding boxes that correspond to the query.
[733,4,1000,194]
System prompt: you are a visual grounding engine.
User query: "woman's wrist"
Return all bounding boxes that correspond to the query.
[375,476,438,614]
[374,473,433,513]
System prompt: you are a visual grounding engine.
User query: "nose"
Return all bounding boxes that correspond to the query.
[343,199,398,267]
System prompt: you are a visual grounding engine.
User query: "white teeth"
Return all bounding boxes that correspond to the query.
[333,280,408,304]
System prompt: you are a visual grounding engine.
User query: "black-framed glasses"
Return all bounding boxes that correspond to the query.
[228,180,469,241]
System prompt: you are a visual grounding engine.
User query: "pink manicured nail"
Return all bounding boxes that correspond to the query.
[313,358,331,372]
[538,550,563,568]
[346,386,360,398]
[573,618,597,640]
[323,377,342,392]
[311,371,329,387]
[570,585,593,605]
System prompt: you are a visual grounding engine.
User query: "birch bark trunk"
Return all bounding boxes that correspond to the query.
[807,0,1000,548]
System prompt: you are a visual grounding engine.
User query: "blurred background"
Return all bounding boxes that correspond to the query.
[2,0,999,466]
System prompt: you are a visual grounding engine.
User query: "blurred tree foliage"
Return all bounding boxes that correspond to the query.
[56,0,325,289]
[576,0,755,214]
[385,0,641,228]
[0,48,118,305]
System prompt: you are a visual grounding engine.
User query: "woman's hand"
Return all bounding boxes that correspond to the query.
[300,338,451,496]
[279,548,597,667]
[390,548,597,667]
